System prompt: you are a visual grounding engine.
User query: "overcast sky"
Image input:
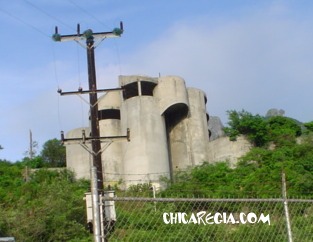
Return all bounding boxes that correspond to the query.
[1,0,313,161]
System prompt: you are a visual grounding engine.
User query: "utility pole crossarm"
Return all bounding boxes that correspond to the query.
[57,87,123,96]
[52,22,124,42]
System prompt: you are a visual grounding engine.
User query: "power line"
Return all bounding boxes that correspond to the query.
[66,0,124,75]
[23,0,75,31]
[0,7,50,39]
[67,0,110,29]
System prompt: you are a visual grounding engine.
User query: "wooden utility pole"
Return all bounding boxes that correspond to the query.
[53,23,123,189]
[53,22,124,242]
[85,30,104,190]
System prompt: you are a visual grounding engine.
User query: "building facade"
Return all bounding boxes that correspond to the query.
[66,75,210,189]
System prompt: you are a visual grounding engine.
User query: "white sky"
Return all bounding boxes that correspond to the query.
[0,0,313,161]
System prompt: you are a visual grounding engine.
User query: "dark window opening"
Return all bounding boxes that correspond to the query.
[98,109,121,120]
[122,82,138,100]
[141,81,157,96]
[122,81,157,100]
[204,95,207,104]
[208,129,212,139]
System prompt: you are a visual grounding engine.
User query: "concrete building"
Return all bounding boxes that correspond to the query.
[66,75,210,188]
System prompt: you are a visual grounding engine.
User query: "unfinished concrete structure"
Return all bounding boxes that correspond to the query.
[66,75,210,188]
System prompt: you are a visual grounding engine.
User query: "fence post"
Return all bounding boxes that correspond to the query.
[282,171,293,242]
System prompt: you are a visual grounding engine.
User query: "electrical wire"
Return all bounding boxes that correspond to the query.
[67,0,110,29]
[23,0,76,32]
[0,6,50,39]
[0,4,66,133]
[75,43,87,128]
[66,0,124,75]
[19,1,90,131]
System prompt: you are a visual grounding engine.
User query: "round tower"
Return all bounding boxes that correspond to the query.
[119,75,170,188]
[98,91,123,186]
[186,88,210,166]
[154,76,190,173]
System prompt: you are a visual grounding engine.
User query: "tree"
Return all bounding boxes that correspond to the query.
[40,139,66,167]
[267,116,302,147]
[0,168,91,241]
[304,121,313,132]
[21,156,46,169]
[223,110,302,147]
[223,110,269,146]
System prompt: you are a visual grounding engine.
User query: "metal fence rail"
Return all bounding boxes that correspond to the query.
[102,197,313,242]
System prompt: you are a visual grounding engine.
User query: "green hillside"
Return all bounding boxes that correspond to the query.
[0,110,312,240]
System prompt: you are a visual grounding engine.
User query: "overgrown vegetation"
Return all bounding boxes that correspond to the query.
[161,142,313,198]
[0,163,91,241]
[107,111,313,240]
[223,110,303,147]
[0,111,312,240]
[162,110,313,198]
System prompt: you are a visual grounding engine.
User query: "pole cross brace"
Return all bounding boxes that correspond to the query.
[61,128,130,156]
[80,141,112,157]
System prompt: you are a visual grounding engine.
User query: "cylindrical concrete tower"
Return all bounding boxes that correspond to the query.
[154,76,190,173]
[98,91,123,186]
[119,75,170,188]
[186,88,210,166]
[154,76,189,115]
[65,127,91,179]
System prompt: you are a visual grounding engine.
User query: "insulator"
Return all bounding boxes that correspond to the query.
[52,33,61,41]
[60,131,65,143]
[83,29,93,39]
[82,130,86,143]
[112,28,123,36]
[77,23,80,35]
[127,128,130,142]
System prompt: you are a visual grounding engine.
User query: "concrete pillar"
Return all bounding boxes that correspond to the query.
[186,88,210,166]
[119,75,170,188]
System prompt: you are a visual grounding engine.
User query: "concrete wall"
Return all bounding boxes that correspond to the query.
[207,136,252,167]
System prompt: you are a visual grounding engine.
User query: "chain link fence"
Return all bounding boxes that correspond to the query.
[102,196,313,242]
